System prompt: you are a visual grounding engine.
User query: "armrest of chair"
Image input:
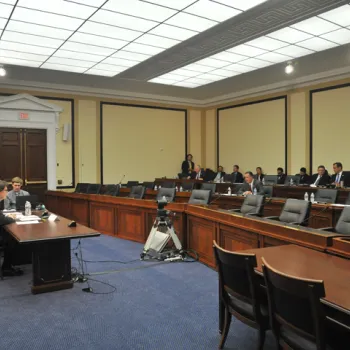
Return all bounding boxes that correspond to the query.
[265,216,279,221]
[318,227,335,232]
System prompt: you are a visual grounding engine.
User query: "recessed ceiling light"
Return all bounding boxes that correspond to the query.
[285,62,294,74]
[0,65,6,77]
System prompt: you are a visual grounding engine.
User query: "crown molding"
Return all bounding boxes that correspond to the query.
[0,66,350,109]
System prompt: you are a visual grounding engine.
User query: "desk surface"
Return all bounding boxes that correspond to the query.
[5,215,99,243]
[245,244,350,312]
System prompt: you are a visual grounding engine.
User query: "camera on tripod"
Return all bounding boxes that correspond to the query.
[156,198,169,220]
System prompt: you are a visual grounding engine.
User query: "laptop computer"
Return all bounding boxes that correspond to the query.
[16,195,39,211]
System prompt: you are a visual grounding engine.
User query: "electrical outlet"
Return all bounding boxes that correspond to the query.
[57,179,63,185]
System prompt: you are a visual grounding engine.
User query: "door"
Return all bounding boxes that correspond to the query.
[0,128,47,202]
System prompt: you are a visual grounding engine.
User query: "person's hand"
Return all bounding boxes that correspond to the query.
[187,176,190,179]
[198,178,203,180]
[243,191,252,196]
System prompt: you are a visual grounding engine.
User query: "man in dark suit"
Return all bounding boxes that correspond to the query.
[231,165,244,183]
[331,162,347,187]
[298,167,311,185]
[181,154,194,177]
[277,167,286,184]
[213,166,226,182]
[238,172,265,195]
[0,180,23,276]
[311,165,330,186]
[189,165,206,180]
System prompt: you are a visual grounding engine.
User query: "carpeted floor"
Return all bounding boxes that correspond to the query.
[0,235,275,350]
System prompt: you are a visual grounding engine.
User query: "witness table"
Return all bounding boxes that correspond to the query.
[5,216,99,294]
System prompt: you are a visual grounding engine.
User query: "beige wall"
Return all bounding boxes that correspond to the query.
[205,109,216,170]
[102,104,186,183]
[218,98,286,175]
[188,109,202,166]
[312,86,350,173]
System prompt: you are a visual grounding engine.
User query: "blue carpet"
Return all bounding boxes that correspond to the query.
[0,235,275,349]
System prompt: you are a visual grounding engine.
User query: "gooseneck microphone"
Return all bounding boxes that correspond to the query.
[118,174,125,185]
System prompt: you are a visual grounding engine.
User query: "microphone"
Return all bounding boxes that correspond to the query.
[296,203,330,226]
[118,174,125,185]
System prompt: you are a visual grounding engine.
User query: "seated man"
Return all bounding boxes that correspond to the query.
[277,167,286,184]
[0,180,23,276]
[298,167,311,185]
[189,165,206,180]
[331,162,347,187]
[213,166,226,183]
[231,165,243,183]
[311,165,330,186]
[238,172,265,196]
[4,177,29,210]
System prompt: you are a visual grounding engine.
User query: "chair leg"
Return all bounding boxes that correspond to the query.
[257,328,266,350]
[219,299,225,334]
[219,309,231,349]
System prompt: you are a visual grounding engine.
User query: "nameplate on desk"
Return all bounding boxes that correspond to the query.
[48,214,58,222]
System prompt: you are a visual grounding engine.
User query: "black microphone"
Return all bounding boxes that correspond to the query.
[297,203,330,226]
[118,174,125,185]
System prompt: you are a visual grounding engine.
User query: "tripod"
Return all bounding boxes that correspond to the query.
[141,213,184,261]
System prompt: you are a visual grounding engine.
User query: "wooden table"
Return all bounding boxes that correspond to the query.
[5,216,99,294]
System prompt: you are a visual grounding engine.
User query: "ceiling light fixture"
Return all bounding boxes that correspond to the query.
[285,62,294,74]
[0,66,6,77]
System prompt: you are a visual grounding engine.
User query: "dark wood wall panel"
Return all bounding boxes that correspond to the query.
[117,208,144,242]
[90,203,115,235]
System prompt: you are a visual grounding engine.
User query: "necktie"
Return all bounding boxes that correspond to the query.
[315,176,321,186]
[336,174,340,183]
[251,183,254,192]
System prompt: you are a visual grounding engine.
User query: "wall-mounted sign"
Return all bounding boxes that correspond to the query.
[19,112,29,120]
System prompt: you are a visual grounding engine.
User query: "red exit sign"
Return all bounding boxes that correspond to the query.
[19,112,29,120]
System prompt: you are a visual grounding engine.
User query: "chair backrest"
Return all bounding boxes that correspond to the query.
[143,182,155,189]
[262,258,326,349]
[335,206,350,234]
[279,199,311,226]
[104,184,120,196]
[240,194,265,216]
[126,181,139,188]
[345,192,350,205]
[223,174,233,183]
[188,189,211,205]
[129,185,146,199]
[75,183,89,193]
[314,189,338,204]
[156,188,176,202]
[284,175,300,185]
[161,181,176,188]
[200,183,216,193]
[263,186,273,198]
[86,183,101,194]
[182,182,194,191]
[213,241,263,323]
[264,175,277,185]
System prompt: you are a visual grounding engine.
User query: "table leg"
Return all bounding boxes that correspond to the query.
[31,239,73,294]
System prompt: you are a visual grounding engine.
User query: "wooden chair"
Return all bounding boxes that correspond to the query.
[213,241,269,349]
[262,257,329,350]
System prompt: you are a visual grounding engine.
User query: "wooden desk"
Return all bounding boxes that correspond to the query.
[5,216,99,294]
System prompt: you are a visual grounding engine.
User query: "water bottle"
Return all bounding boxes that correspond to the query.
[180,186,183,192]
[154,185,158,191]
[304,192,309,201]
[228,187,231,195]
[158,185,161,189]
[253,188,257,195]
[310,193,315,203]
[25,201,32,216]
[175,186,178,192]
[262,178,265,185]
[290,178,294,186]
[220,177,223,183]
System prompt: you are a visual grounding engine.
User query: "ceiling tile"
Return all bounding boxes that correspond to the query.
[102,56,139,67]
[227,44,267,57]
[173,81,198,88]
[210,51,247,62]
[84,68,117,77]
[1,31,64,48]
[143,0,197,10]
[0,0,17,4]
[297,37,338,51]
[41,62,87,73]
[185,77,215,84]
[275,45,314,58]
[209,68,240,77]
[212,0,267,11]
[165,12,217,32]
[239,57,273,68]
[183,63,213,72]
[246,36,288,50]
[267,27,312,44]
[46,57,94,68]
[148,24,197,40]
[6,20,73,40]
[0,3,13,18]
[91,9,158,32]
[149,77,179,84]
[0,18,7,30]
[160,73,188,81]
[54,50,104,62]
[135,34,180,49]
[0,49,47,62]
[17,0,96,19]
[79,21,142,41]
[64,0,106,7]
[291,17,340,36]
[69,32,127,50]
[196,72,225,81]
[257,52,291,63]
[170,68,199,77]
[11,7,83,30]
[0,41,56,55]
[224,63,256,73]
[185,0,241,22]
[318,5,350,27]
[60,42,115,56]
[111,50,151,62]
[103,0,177,22]
[321,28,350,45]
[195,57,228,68]
[0,56,41,67]
[93,63,128,72]
[122,42,165,55]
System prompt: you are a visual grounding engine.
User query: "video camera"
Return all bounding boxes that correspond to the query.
[156,198,169,220]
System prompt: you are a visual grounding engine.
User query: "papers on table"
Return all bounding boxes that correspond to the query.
[16,220,40,225]
[19,215,40,221]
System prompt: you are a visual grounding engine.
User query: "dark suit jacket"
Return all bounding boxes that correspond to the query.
[311,174,330,186]
[214,171,226,180]
[181,160,194,175]
[0,210,15,227]
[330,172,348,184]
[238,180,264,195]
[277,173,286,185]
[190,170,206,180]
[254,174,264,182]
[231,171,243,183]
[299,174,311,185]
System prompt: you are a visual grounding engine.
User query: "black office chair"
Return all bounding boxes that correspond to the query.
[223,174,233,183]
[103,184,120,196]
[213,241,269,349]
[143,182,155,190]
[86,184,101,194]
[188,190,211,205]
[314,189,338,204]
[75,183,89,193]
[156,188,176,203]
[284,175,300,185]
[126,181,139,188]
[266,198,311,226]
[181,182,194,191]
[129,185,146,199]
[345,193,350,205]
[263,186,273,198]
[262,257,328,350]
[231,195,265,216]
[200,183,216,193]
[161,181,176,188]
[320,206,350,235]
[263,175,277,185]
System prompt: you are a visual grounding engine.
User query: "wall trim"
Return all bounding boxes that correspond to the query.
[100,101,187,185]
[217,95,288,174]
[309,82,350,174]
